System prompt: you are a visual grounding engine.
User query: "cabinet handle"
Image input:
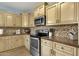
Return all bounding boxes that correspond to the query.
[61,47,64,49]
[44,42,47,43]
[50,49,53,56]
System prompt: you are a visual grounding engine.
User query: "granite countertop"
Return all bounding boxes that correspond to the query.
[41,36,78,48]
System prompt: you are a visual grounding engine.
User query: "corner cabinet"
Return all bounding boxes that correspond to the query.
[60,2,77,23]
[46,4,58,25]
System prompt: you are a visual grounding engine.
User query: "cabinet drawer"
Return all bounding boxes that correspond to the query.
[53,42,76,55]
[41,39,52,47]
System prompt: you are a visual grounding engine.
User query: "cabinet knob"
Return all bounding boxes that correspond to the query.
[61,47,64,49]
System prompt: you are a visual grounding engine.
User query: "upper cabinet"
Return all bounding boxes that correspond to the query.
[29,13,34,27]
[0,12,5,26]
[46,4,58,25]
[21,13,29,27]
[77,3,79,22]
[34,3,47,18]
[5,13,15,27]
[15,15,22,27]
[60,2,77,23]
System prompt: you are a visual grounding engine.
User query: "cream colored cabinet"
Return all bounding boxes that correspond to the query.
[77,3,79,22]
[46,4,57,25]
[41,39,52,56]
[0,37,5,52]
[53,42,77,56]
[77,48,79,56]
[34,8,39,18]
[12,36,24,48]
[21,13,29,27]
[39,4,45,16]
[41,45,52,56]
[0,12,5,26]
[29,13,34,27]
[15,15,22,27]
[24,35,30,51]
[53,49,72,56]
[34,4,46,18]
[0,37,10,52]
[5,13,15,27]
[60,2,77,23]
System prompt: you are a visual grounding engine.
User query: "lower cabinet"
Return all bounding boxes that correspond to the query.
[77,48,79,56]
[41,45,52,56]
[0,37,6,52]
[41,39,53,56]
[24,35,30,51]
[53,49,72,56]
[53,42,77,56]
[0,35,25,52]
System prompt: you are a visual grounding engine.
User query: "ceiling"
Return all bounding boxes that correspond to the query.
[0,2,57,14]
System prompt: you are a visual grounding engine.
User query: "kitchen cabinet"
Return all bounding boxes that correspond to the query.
[29,13,34,27]
[60,2,77,23]
[15,15,22,27]
[53,42,77,56]
[0,12,5,26]
[34,8,39,18]
[0,35,25,52]
[77,48,79,56]
[34,4,46,18]
[53,49,72,56]
[39,4,45,16]
[46,4,57,25]
[24,35,30,51]
[41,39,52,56]
[5,13,15,27]
[0,37,5,52]
[41,45,52,56]
[77,3,79,22]
[11,36,24,48]
[21,13,29,27]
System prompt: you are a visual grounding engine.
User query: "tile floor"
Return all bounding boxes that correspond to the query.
[0,46,31,56]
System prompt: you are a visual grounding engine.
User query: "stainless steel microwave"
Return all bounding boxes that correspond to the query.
[34,16,46,26]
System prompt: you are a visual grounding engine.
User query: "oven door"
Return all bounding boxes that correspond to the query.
[30,36,41,56]
[30,37,39,51]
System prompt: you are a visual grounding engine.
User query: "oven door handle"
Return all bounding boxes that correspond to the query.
[30,37,39,40]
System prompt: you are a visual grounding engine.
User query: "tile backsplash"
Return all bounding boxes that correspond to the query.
[31,24,78,40]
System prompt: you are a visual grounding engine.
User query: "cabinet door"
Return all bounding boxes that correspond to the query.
[8,36,17,49]
[22,13,29,27]
[5,13,15,27]
[39,5,45,16]
[15,15,22,27]
[0,13,5,26]
[34,9,39,18]
[29,13,34,27]
[54,49,72,56]
[0,37,5,52]
[77,3,79,22]
[46,5,57,25]
[60,2,77,23]
[24,35,30,51]
[41,45,52,56]
[17,36,24,47]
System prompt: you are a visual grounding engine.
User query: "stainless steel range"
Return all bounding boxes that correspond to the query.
[30,35,41,56]
[30,29,49,56]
